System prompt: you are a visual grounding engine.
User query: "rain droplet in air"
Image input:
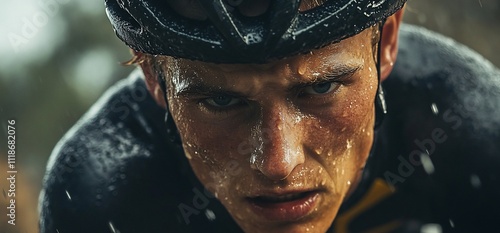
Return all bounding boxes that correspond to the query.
[108,221,118,233]
[449,218,455,228]
[65,190,72,201]
[470,174,481,188]
[420,153,435,175]
[431,103,439,115]
[205,209,216,221]
[420,223,442,233]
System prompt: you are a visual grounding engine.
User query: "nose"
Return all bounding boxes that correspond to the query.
[251,108,304,181]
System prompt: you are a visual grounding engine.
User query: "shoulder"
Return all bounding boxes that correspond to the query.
[39,70,187,232]
[385,24,500,148]
[380,24,500,231]
[40,69,241,232]
[393,24,499,80]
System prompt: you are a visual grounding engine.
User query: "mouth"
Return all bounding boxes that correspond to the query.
[246,190,321,222]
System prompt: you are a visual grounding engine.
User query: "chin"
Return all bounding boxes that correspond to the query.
[235,217,334,233]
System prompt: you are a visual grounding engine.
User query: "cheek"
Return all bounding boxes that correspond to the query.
[304,70,377,190]
[310,71,377,149]
[170,104,248,193]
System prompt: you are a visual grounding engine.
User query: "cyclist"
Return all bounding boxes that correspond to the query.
[40,0,500,232]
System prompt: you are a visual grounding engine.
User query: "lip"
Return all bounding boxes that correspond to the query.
[246,190,321,222]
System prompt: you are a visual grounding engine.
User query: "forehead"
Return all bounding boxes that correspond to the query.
[162,28,374,84]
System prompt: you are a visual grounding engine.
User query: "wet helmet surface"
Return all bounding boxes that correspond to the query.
[106,0,406,63]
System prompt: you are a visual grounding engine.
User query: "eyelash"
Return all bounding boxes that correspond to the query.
[298,81,340,97]
[198,96,247,115]
[198,80,344,115]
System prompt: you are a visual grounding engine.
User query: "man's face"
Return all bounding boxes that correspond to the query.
[163,28,378,232]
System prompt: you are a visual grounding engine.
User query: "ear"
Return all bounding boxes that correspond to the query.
[380,7,405,82]
[136,51,168,109]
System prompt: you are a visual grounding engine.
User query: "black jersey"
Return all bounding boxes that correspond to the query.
[39,25,500,233]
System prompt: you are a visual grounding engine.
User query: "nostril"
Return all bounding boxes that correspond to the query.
[255,152,303,181]
[259,165,292,181]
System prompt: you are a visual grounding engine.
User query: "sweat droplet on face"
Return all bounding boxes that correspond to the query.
[314,147,324,155]
[249,154,257,169]
[346,139,353,149]
[298,64,307,75]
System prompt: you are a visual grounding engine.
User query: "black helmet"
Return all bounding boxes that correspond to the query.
[105,0,406,63]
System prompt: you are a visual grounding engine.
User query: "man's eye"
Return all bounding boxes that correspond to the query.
[205,96,242,108]
[303,82,337,95]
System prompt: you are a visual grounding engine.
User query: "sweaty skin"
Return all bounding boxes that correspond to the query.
[142,11,403,233]
[165,30,373,233]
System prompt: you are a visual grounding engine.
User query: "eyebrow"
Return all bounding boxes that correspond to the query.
[176,64,362,98]
[177,84,247,98]
[295,64,361,87]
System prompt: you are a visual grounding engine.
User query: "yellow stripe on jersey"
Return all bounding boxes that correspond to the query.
[333,179,398,233]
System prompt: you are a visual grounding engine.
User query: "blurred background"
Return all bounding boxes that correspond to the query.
[0,0,498,232]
